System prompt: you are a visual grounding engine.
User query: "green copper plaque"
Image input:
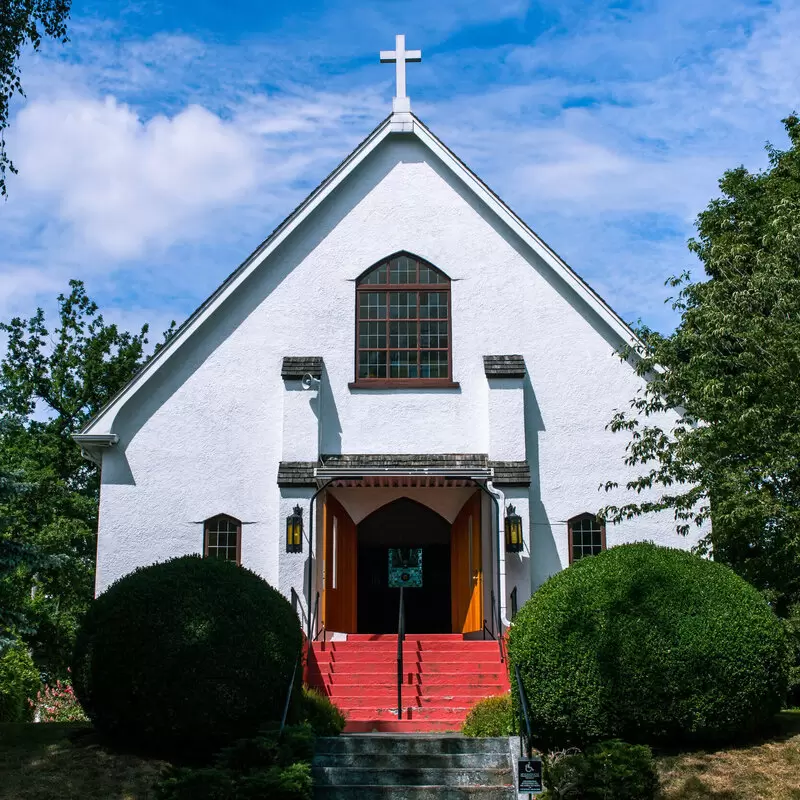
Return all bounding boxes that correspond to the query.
[388,548,423,588]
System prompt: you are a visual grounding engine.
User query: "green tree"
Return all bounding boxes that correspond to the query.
[0,280,173,676]
[1,0,71,196]
[602,116,800,617]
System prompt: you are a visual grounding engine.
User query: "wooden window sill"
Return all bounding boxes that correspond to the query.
[348,379,461,390]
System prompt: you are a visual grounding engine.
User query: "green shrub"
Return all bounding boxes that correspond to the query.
[73,555,302,756]
[542,749,586,800]
[542,741,658,800]
[0,642,40,722]
[297,686,345,736]
[462,693,514,737]
[508,543,789,748]
[582,740,658,800]
[215,725,315,771]
[785,604,800,707]
[156,726,314,800]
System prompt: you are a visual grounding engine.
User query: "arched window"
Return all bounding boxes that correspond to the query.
[568,513,605,564]
[204,515,241,564]
[353,252,453,387]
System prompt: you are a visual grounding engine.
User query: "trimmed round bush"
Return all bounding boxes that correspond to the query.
[73,555,302,755]
[0,642,40,722]
[462,693,514,737]
[507,543,789,748]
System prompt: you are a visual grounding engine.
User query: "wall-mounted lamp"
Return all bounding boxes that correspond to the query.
[505,504,523,553]
[286,505,303,553]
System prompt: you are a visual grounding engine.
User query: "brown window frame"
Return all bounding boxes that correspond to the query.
[203,514,242,565]
[567,513,606,565]
[349,252,458,389]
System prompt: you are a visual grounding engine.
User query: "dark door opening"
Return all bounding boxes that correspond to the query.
[357,497,451,634]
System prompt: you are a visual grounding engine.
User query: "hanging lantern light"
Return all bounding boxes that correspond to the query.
[505,504,523,553]
[286,505,303,553]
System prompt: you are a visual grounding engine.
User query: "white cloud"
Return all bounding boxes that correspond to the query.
[12,96,258,259]
[2,0,799,339]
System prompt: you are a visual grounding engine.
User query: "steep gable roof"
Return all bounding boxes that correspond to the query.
[78,112,642,437]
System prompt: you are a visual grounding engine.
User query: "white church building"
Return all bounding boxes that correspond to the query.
[75,37,695,642]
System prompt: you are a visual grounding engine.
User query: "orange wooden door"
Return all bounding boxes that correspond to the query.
[322,494,358,633]
[450,490,483,634]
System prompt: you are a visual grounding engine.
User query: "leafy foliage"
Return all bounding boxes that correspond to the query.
[0,641,40,722]
[542,741,659,800]
[155,725,314,800]
[0,0,71,195]
[72,555,303,756]
[507,543,789,749]
[461,693,514,737]
[0,280,173,677]
[296,686,345,737]
[785,604,800,707]
[601,116,800,618]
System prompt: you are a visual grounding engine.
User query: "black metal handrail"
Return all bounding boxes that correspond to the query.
[493,587,506,663]
[279,648,301,736]
[312,591,326,641]
[396,586,406,720]
[513,662,533,758]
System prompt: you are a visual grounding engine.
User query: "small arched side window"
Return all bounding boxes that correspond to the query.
[353,252,453,387]
[204,515,241,564]
[568,513,605,565]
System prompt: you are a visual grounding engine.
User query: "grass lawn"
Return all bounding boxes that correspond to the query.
[657,709,800,799]
[0,723,169,800]
[1,711,798,798]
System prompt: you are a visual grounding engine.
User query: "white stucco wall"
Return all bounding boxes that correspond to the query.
[93,129,701,606]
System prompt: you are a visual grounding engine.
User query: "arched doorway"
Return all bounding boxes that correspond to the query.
[357,497,451,634]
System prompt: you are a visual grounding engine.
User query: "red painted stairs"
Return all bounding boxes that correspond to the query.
[307,634,510,733]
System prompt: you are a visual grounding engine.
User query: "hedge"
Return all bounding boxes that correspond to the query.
[507,542,789,748]
[73,555,302,755]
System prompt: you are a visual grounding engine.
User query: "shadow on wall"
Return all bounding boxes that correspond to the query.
[105,140,411,484]
[319,369,342,456]
[524,373,561,589]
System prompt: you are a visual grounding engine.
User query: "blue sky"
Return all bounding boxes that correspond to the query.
[1,0,798,337]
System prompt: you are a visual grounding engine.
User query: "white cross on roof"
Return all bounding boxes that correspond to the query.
[380,34,422,114]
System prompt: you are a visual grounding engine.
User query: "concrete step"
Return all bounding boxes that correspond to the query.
[313,786,514,799]
[312,752,511,770]
[313,767,512,787]
[315,736,512,755]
